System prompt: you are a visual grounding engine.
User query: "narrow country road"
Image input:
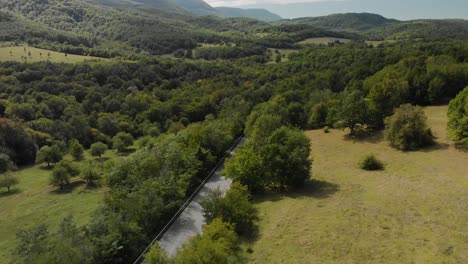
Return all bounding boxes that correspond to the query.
[158,138,246,256]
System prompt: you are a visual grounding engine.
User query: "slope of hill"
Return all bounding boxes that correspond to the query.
[172,0,217,15]
[216,7,282,22]
[0,0,352,59]
[368,19,468,40]
[290,13,398,31]
[286,12,468,41]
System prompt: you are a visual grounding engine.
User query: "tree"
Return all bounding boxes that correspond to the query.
[176,219,241,264]
[201,183,256,235]
[13,217,94,264]
[69,139,84,161]
[0,173,19,192]
[335,89,369,135]
[82,162,101,185]
[448,87,468,148]
[36,144,64,168]
[0,153,13,173]
[0,118,36,166]
[51,160,80,190]
[308,103,328,129]
[13,224,49,264]
[145,243,172,264]
[112,132,134,153]
[263,127,312,190]
[384,104,435,150]
[223,147,266,193]
[90,142,108,159]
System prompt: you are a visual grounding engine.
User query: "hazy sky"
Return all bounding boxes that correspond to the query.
[205,0,468,20]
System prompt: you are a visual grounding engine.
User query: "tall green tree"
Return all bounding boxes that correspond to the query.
[69,139,84,161]
[36,144,64,168]
[448,86,468,148]
[176,219,242,264]
[384,104,435,150]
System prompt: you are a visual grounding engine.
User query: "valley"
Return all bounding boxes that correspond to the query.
[0,0,467,264]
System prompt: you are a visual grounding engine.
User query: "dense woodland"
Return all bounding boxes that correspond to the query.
[0,0,467,263]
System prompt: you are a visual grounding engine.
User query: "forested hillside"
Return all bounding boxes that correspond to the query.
[285,13,468,41]
[0,0,349,59]
[0,1,467,263]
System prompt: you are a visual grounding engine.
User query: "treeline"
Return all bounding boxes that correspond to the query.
[12,115,242,264]
[1,0,355,59]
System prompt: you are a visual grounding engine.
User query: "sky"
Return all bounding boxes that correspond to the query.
[205,0,468,20]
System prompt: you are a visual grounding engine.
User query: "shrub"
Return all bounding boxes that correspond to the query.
[384,104,435,150]
[0,173,19,192]
[448,87,467,149]
[359,154,384,171]
[323,126,330,133]
[90,142,108,158]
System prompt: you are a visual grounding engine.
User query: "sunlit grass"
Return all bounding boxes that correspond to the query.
[247,106,468,263]
[0,44,107,63]
[0,148,123,263]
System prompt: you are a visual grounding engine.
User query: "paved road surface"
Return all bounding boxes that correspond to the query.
[158,138,246,256]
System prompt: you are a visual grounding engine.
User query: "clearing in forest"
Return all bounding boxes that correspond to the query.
[247,106,468,263]
[0,44,107,63]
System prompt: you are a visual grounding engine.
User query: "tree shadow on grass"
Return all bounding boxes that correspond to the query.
[254,179,340,204]
[417,142,450,152]
[50,180,86,194]
[245,180,339,246]
[343,130,384,144]
[0,188,21,197]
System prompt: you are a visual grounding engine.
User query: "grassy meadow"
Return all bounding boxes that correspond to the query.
[247,106,468,263]
[0,149,123,263]
[0,44,107,63]
[298,37,351,46]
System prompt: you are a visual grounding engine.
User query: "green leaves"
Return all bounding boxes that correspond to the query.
[384,104,435,150]
[448,87,468,144]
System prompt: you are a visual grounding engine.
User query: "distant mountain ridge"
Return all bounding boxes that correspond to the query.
[289,13,399,31]
[88,0,282,21]
[216,7,281,22]
[283,12,468,40]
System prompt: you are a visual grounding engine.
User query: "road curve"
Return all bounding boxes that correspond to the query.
[158,138,246,256]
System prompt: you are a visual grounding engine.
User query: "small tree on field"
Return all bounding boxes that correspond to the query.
[51,160,80,190]
[384,104,435,150]
[36,144,64,168]
[90,142,108,159]
[81,163,101,185]
[69,139,84,161]
[0,173,19,192]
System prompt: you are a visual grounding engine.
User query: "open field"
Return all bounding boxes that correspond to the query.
[0,148,124,263]
[0,44,107,63]
[298,37,351,46]
[247,106,468,263]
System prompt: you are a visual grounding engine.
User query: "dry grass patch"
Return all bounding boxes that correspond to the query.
[247,106,468,263]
